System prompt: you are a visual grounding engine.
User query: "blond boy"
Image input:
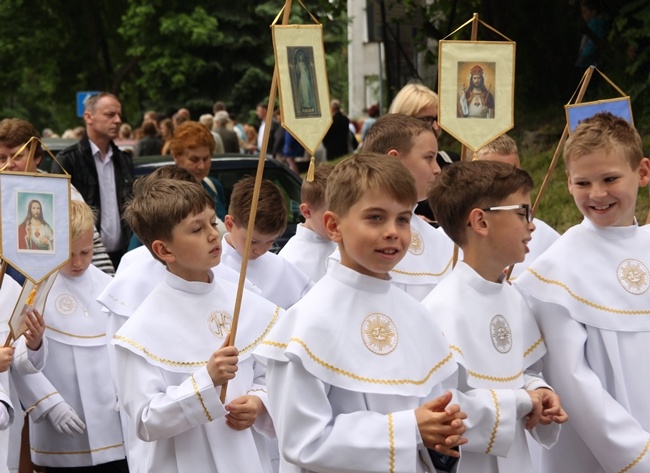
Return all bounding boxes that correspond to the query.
[515,112,650,473]
[357,114,455,301]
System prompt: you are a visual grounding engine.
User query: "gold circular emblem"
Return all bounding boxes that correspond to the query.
[207,310,232,339]
[617,259,649,295]
[409,230,424,255]
[55,294,76,317]
[361,313,398,355]
[490,315,512,354]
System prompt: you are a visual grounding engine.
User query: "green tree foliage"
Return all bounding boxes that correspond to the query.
[0,0,347,132]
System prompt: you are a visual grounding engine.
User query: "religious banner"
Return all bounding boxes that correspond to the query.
[0,171,71,283]
[273,24,332,157]
[439,40,515,151]
[7,270,58,344]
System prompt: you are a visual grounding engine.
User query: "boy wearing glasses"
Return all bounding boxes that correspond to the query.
[422,160,567,473]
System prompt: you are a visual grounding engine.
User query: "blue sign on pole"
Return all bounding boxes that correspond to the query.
[76,91,100,117]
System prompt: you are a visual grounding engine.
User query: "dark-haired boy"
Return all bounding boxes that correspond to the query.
[422,160,567,472]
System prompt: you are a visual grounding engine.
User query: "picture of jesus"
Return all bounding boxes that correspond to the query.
[458,63,495,119]
[288,46,322,118]
[18,198,54,251]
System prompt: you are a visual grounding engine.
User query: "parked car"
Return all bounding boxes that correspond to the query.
[133,154,304,252]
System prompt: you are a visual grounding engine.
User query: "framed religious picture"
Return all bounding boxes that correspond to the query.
[0,172,71,283]
[566,97,633,133]
[438,40,516,151]
[7,270,58,344]
[273,24,332,156]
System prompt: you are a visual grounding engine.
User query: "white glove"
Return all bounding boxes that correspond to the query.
[46,402,85,436]
[0,402,10,430]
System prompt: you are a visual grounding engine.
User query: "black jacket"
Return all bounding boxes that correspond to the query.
[50,136,134,253]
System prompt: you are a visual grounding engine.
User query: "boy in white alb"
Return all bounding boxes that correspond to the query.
[96,166,258,473]
[113,178,282,472]
[356,114,455,300]
[278,164,336,282]
[12,200,128,471]
[222,176,313,308]
[515,112,650,473]
[422,161,567,472]
[475,134,560,280]
[256,153,524,473]
[0,276,47,473]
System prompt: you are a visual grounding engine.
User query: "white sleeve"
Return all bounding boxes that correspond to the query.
[115,346,227,442]
[11,336,47,374]
[528,298,650,471]
[267,359,423,473]
[249,358,274,438]
[10,369,63,422]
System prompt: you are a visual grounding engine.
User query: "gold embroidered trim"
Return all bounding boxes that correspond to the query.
[388,413,395,473]
[25,392,59,414]
[46,325,105,339]
[523,337,544,358]
[527,269,650,315]
[451,345,527,383]
[113,335,207,367]
[114,306,279,366]
[261,338,453,385]
[247,388,267,394]
[619,436,650,473]
[486,390,500,455]
[391,256,453,278]
[191,374,213,422]
[468,369,524,383]
[31,443,124,455]
[239,307,281,354]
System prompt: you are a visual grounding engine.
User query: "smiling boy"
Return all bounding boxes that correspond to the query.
[515,112,650,473]
[112,178,282,472]
[422,161,567,472]
[256,153,511,473]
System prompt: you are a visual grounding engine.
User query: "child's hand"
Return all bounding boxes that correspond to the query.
[536,388,568,425]
[416,391,468,457]
[225,395,265,431]
[0,347,15,373]
[23,309,45,351]
[524,389,546,430]
[207,334,239,387]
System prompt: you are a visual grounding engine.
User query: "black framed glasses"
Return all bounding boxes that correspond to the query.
[481,204,533,223]
[418,115,438,127]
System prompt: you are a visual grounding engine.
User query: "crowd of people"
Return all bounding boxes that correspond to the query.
[0,78,649,473]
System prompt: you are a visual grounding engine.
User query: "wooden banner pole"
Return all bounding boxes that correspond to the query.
[220,0,293,404]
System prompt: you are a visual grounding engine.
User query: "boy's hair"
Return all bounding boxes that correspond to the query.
[69,200,96,240]
[301,164,334,209]
[0,118,42,160]
[362,114,433,156]
[476,134,518,160]
[124,178,214,262]
[388,82,439,116]
[428,161,534,246]
[564,112,643,169]
[326,153,417,216]
[146,164,196,183]
[169,121,216,157]
[228,176,287,235]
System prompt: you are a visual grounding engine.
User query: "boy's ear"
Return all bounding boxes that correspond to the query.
[224,214,235,232]
[151,239,175,264]
[467,208,489,236]
[638,157,650,187]
[565,169,575,196]
[386,149,400,158]
[323,210,342,243]
[299,203,312,220]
